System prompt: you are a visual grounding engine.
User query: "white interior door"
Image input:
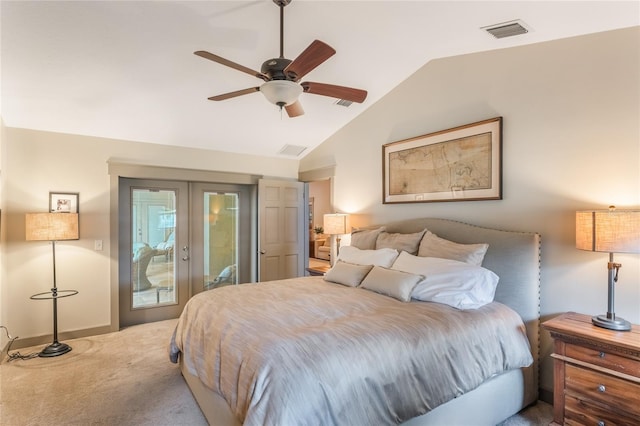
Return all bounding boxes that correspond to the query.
[258,179,306,281]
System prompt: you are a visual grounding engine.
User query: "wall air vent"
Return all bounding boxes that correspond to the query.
[482,20,530,39]
[278,144,307,157]
[335,99,353,107]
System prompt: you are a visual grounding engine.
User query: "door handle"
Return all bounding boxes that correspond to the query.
[182,246,189,261]
[259,249,266,255]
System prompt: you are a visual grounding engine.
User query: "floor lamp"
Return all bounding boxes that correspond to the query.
[576,207,640,331]
[323,213,351,266]
[26,213,79,357]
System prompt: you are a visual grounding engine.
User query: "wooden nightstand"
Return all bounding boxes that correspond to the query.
[306,264,331,276]
[542,312,640,425]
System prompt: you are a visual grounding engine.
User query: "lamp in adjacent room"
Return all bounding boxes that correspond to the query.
[576,206,640,331]
[323,213,351,266]
[26,212,79,356]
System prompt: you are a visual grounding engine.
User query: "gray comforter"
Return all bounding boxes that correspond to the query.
[169,276,533,426]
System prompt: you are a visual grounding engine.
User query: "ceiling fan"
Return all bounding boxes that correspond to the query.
[194,0,367,118]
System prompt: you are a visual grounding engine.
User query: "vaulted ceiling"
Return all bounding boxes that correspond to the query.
[2,1,638,158]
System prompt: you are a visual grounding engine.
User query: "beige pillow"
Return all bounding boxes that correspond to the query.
[324,261,373,287]
[350,227,385,250]
[375,229,427,255]
[417,231,489,266]
[337,245,399,268]
[359,266,423,302]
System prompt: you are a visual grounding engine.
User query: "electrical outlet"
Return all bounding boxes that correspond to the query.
[94,240,103,251]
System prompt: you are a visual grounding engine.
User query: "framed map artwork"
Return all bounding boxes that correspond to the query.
[383,117,502,204]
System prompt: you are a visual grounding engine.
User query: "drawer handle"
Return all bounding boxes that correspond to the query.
[599,351,606,358]
[597,384,606,393]
[598,421,605,426]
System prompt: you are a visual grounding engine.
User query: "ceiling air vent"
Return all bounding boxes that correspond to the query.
[335,99,353,107]
[482,20,530,39]
[278,144,307,157]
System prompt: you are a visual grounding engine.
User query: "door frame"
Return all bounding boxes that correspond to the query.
[108,162,261,331]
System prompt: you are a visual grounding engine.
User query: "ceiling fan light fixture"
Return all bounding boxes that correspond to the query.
[260,80,303,107]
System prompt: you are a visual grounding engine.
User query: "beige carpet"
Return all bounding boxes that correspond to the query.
[0,319,206,426]
[1,319,552,425]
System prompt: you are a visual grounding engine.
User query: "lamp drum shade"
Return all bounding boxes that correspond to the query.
[576,209,640,254]
[323,214,351,235]
[26,213,79,241]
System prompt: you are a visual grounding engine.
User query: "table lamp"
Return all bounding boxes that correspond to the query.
[576,206,640,331]
[26,212,79,356]
[323,213,350,266]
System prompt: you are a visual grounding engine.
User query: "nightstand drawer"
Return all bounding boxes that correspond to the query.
[565,395,639,426]
[566,343,640,377]
[565,364,640,415]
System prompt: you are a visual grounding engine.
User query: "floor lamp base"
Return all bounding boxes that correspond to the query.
[39,342,72,357]
[592,314,631,331]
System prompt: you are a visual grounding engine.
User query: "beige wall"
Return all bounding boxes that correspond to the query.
[1,129,298,342]
[300,27,640,395]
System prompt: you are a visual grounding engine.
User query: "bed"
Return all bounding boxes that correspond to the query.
[170,218,541,425]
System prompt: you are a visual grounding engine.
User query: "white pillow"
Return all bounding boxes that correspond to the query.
[359,266,423,302]
[417,231,489,266]
[324,261,373,287]
[337,245,399,268]
[391,251,499,309]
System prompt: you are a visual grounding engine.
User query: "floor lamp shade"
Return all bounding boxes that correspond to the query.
[576,208,640,331]
[26,213,79,241]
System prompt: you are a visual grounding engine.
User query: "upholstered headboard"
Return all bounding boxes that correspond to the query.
[376,218,541,402]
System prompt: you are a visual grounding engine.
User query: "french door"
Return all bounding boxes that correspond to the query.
[190,182,254,295]
[119,179,253,327]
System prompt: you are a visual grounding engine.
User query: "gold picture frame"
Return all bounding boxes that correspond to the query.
[382,117,502,204]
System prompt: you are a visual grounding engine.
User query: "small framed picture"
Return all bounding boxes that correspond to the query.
[49,192,79,213]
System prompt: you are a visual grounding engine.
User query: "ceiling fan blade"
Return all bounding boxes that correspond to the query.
[301,82,368,103]
[208,87,260,101]
[195,51,268,81]
[285,101,304,118]
[283,40,336,81]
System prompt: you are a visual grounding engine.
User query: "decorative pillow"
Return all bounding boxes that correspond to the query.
[359,266,423,302]
[350,227,385,250]
[417,231,489,266]
[391,251,499,309]
[337,245,399,268]
[375,229,427,255]
[323,261,373,287]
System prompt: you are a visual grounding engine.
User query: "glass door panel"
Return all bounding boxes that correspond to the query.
[131,189,177,308]
[190,182,254,295]
[203,192,239,290]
